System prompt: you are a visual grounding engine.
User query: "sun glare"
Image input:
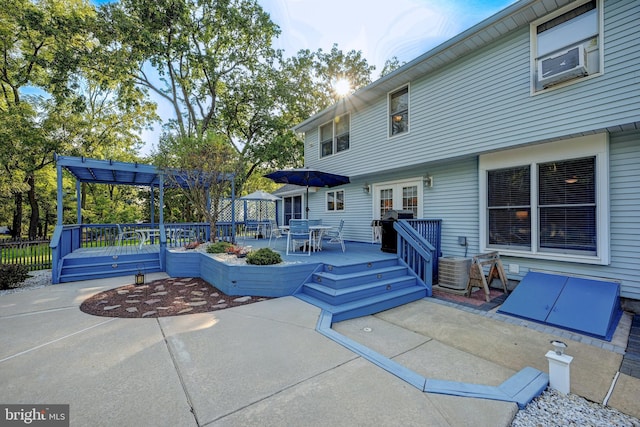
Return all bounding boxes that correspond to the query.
[333,78,352,97]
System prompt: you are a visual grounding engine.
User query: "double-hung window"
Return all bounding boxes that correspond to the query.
[319,114,350,158]
[532,0,602,91]
[389,86,409,136]
[480,134,609,264]
[326,190,344,212]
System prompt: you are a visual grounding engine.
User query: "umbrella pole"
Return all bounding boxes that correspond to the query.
[306,186,309,219]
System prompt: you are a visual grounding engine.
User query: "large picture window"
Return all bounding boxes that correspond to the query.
[319,114,350,158]
[479,134,609,264]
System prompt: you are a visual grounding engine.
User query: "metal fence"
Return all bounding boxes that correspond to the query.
[0,240,52,271]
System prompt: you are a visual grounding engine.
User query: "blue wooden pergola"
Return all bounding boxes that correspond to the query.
[51,155,236,283]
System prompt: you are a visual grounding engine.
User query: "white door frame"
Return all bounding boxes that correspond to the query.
[372,177,424,219]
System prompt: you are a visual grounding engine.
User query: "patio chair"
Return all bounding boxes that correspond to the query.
[116,224,140,246]
[323,219,345,252]
[243,220,260,240]
[286,219,311,256]
[268,220,284,247]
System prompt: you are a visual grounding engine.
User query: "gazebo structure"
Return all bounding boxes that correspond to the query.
[51,155,236,284]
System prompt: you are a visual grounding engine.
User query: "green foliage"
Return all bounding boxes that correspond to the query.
[206,241,233,254]
[0,264,29,290]
[380,56,406,78]
[246,247,282,265]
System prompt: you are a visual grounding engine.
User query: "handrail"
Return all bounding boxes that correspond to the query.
[394,220,435,288]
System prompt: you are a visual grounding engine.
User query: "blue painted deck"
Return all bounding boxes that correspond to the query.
[498,272,623,341]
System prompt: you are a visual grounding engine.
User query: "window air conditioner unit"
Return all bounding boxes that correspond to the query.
[537,45,588,88]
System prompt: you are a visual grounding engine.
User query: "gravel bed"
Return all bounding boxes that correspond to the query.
[0,269,52,296]
[511,387,639,426]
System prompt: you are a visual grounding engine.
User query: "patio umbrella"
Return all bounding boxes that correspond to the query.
[240,190,280,221]
[264,168,350,218]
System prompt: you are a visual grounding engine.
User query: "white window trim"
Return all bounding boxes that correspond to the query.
[387,84,410,139]
[529,0,604,95]
[479,133,610,265]
[318,113,350,158]
[325,189,345,212]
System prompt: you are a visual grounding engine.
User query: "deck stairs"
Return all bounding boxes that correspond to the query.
[295,258,428,322]
[57,252,161,283]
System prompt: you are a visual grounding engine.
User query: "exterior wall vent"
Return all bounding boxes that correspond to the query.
[537,44,588,88]
[438,257,472,290]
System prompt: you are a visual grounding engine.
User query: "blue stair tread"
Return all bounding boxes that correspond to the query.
[315,265,407,282]
[304,276,416,297]
[300,285,426,314]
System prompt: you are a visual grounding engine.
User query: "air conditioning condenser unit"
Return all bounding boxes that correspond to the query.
[438,257,471,291]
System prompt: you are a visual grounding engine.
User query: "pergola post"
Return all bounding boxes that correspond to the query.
[159,174,164,226]
[231,177,236,243]
[76,180,82,224]
[150,186,155,226]
[56,161,63,225]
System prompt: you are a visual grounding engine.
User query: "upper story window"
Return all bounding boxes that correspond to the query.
[389,86,409,137]
[326,190,344,212]
[532,0,601,92]
[320,113,350,158]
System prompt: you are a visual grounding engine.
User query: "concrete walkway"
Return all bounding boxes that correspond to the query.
[0,274,637,425]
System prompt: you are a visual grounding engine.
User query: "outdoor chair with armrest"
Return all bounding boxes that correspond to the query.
[268,220,284,247]
[116,224,141,247]
[286,219,311,256]
[323,219,345,252]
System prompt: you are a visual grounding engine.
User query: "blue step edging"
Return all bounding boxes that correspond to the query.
[315,310,548,409]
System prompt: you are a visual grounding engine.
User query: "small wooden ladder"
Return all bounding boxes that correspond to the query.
[466,251,508,302]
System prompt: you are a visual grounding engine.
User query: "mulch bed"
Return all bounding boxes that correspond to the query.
[80,277,271,318]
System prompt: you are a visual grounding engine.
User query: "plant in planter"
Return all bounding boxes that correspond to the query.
[207,241,234,254]
[246,248,282,265]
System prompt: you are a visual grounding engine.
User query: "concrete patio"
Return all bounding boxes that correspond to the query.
[1,273,638,426]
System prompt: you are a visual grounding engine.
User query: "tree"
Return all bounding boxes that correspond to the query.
[153,133,241,242]
[0,0,96,238]
[380,56,406,78]
[96,0,376,187]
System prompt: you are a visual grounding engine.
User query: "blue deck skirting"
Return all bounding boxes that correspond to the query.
[166,250,320,297]
[315,310,548,409]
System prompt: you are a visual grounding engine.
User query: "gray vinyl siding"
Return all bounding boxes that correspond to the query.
[298,0,640,299]
[306,0,640,177]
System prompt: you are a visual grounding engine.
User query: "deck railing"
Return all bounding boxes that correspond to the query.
[406,218,442,282]
[394,219,442,286]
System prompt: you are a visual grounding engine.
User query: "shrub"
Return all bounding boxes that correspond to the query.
[0,264,30,290]
[207,241,234,253]
[246,248,282,265]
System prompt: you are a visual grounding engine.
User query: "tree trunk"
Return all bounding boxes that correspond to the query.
[12,192,23,240]
[27,175,40,240]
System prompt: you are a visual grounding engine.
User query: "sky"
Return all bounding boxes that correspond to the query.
[96,0,518,153]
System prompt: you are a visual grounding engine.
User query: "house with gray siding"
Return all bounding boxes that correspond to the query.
[289,0,640,308]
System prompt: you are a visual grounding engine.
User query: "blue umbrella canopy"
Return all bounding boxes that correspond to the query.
[264,168,350,217]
